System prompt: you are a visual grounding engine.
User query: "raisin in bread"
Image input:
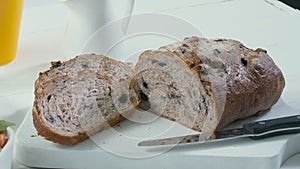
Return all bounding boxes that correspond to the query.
[133,37,285,135]
[33,54,138,145]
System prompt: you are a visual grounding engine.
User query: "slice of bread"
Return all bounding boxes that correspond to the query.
[33,54,138,145]
[133,37,285,135]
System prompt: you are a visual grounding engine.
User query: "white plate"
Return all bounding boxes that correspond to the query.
[0,128,15,169]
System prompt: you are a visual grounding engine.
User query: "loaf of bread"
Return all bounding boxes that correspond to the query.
[33,54,138,145]
[133,37,285,135]
[34,38,285,145]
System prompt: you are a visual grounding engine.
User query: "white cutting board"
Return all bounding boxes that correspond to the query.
[14,99,300,169]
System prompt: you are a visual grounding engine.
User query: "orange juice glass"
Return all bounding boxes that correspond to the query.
[0,0,24,65]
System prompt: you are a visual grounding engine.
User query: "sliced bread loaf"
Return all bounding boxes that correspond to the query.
[33,54,138,145]
[133,37,285,135]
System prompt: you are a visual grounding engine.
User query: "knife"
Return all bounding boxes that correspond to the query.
[138,115,300,147]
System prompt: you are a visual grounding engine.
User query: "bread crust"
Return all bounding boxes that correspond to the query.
[35,53,134,95]
[217,42,285,129]
[33,104,126,145]
[136,37,285,132]
[33,54,137,145]
[33,105,87,145]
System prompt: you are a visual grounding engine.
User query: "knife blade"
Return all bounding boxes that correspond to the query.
[138,115,300,147]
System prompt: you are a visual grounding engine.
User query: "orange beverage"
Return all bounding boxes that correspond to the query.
[0,0,24,65]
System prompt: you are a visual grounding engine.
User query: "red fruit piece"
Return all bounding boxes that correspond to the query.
[0,133,8,148]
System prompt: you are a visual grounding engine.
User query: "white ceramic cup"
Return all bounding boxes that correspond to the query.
[0,128,15,169]
[60,0,134,57]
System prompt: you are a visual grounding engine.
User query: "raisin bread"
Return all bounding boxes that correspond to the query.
[133,37,285,134]
[33,54,138,145]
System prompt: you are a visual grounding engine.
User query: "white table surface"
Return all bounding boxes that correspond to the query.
[0,0,299,168]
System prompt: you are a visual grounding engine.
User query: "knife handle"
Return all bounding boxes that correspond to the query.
[243,115,300,139]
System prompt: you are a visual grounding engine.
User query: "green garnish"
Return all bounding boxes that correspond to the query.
[0,120,15,133]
